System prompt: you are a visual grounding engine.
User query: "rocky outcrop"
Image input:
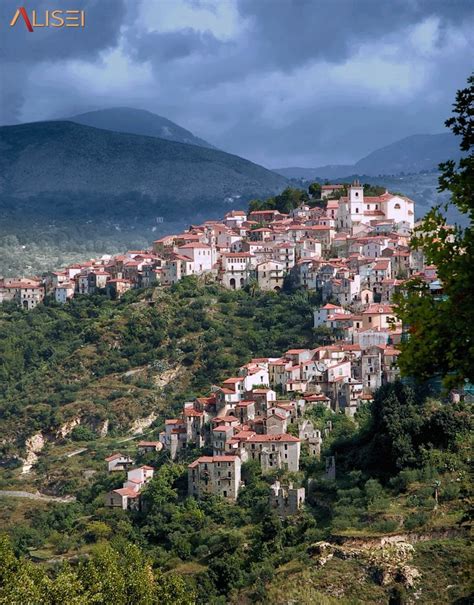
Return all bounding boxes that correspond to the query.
[21,432,46,474]
[331,529,467,548]
[98,419,109,437]
[129,412,157,435]
[154,366,181,388]
[309,539,422,591]
[55,417,81,439]
[366,542,420,588]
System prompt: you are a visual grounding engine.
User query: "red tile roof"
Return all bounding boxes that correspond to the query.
[105,453,125,462]
[247,433,300,443]
[188,455,239,468]
[113,487,139,498]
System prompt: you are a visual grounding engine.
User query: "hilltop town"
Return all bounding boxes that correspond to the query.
[7,180,443,510]
[0,181,427,306]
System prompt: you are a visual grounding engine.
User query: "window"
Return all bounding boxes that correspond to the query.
[355,208,359,213]
[394,203,401,209]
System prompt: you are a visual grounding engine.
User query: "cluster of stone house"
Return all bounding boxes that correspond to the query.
[0,278,46,310]
[157,337,399,503]
[104,440,162,510]
[1,181,439,309]
[106,464,155,510]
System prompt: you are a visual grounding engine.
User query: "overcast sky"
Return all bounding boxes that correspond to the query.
[1,0,473,168]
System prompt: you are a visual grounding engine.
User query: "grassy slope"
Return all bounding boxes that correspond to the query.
[0,279,317,456]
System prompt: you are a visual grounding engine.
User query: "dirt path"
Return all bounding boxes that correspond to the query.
[118,428,154,443]
[66,448,88,458]
[0,490,76,503]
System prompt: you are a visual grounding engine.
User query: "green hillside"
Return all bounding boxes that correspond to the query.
[0,280,471,605]
[0,279,317,456]
[0,121,285,203]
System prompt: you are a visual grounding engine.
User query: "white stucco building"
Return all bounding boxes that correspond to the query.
[337,181,415,231]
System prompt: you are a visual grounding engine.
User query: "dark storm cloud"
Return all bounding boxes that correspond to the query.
[0,0,130,123]
[128,0,474,84]
[236,0,474,69]
[0,0,473,165]
[130,28,222,63]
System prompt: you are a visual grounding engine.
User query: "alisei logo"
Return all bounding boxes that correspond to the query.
[10,7,85,31]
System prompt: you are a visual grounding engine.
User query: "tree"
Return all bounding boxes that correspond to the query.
[394,74,474,389]
[308,182,321,198]
[247,188,309,214]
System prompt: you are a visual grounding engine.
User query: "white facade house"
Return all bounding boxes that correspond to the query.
[314,303,347,328]
[177,242,214,273]
[337,181,415,231]
[256,260,286,291]
[105,453,134,473]
[54,282,75,303]
[220,252,255,289]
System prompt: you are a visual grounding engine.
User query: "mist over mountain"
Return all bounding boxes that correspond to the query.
[275,132,462,179]
[66,107,217,149]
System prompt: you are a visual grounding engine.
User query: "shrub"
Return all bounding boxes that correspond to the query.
[404,511,429,530]
[440,481,461,502]
[71,425,96,441]
[372,519,398,533]
[84,520,112,543]
[389,469,419,493]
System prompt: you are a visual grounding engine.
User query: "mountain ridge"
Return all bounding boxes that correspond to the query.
[0,120,286,205]
[65,106,217,149]
[275,132,462,179]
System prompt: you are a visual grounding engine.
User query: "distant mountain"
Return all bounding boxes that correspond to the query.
[354,133,462,175]
[0,121,287,244]
[275,132,462,180]
[276,165,353,180]
[66,107,216,149]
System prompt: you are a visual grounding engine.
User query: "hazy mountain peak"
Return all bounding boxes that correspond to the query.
[66,107,216,149]
[274,131,462,180]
